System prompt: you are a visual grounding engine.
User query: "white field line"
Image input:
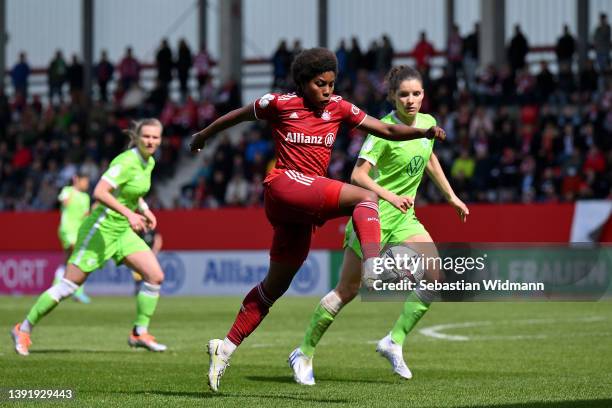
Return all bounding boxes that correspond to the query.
[417,316,607,342]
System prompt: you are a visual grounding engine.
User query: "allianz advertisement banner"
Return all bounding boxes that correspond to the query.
[85,250,330,296]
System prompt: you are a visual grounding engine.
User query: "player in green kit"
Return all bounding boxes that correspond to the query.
[11,119,168,356]
[289,66,469,384]
[54,171,91,303]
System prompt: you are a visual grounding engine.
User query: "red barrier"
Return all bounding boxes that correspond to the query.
[0,203,575,250]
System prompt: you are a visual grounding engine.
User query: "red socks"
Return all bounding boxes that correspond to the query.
[226,282,275,346]
[352,200,381,259]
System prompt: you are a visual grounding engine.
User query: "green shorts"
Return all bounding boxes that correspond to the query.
[344,214,428,259]
[68,212,150,273]
[58,228,77,250]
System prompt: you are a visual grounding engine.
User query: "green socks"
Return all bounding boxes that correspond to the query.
[134,283,161,328]
[25,292,59,326]
[300,303,335,357]
[300,291,344,358]
[390,291,430,345]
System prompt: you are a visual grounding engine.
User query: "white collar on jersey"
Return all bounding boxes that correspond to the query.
[131,147,148,166]
[391,110,418,128]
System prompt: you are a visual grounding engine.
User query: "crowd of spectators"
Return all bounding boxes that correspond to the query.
[2,15,611,211]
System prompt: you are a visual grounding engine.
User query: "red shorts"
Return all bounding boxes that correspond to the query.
[264,169,345,265]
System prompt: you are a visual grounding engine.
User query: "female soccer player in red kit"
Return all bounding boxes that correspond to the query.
[189,48,446,392]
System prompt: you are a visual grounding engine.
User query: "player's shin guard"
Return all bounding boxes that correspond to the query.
[226,282,276,348]
[390,289,431,345]
[352,201,381,259]
[134,282,161,330]
[24,278,78,328]
[300,290,344,357]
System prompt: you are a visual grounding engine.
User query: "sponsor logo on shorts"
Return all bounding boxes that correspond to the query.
[158,252,186,294]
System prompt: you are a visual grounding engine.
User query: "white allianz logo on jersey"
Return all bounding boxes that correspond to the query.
[285,132,336,147]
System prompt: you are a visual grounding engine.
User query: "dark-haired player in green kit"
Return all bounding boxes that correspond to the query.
[11,119,168,356]
[290,66,469,384]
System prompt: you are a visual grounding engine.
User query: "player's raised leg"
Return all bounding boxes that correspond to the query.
[337,183,381,265]
[11,264,87,356]
[377,235,439,379]
[290,246,362,385]
[123,249,167,352]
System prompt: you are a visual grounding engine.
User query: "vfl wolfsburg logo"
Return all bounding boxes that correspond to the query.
[407,156,425,176]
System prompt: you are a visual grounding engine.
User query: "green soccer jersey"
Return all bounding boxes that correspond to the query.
[358,111,436,230]
[96,147,155,228]
[58,186,90,233]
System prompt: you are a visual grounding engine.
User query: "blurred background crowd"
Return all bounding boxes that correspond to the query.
[1,14,611,211]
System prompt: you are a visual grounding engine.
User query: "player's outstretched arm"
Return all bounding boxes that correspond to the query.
[189,105,256,152]
[93,179,148,232]
[426,153,469,222]
[357,115,446,142]
[351,158,413,213]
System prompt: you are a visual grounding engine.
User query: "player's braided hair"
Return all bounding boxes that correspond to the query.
[123,118,163,148]
[385,65,423,103]
[291,47,338,95]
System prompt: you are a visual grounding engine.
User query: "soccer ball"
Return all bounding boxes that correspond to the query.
[385,244,425,282]
[362,244,425,289]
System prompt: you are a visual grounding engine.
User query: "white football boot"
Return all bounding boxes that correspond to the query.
[288,347,315,385]
[207,339,231,392]
[376,334,412,379]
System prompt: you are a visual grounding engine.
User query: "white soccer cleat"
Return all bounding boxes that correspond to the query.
[207,339,230,392]
[128,332,167,352]
[376,334,412,379]
[288,347,315,386]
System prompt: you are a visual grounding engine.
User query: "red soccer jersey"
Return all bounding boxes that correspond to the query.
[253,92,367,181]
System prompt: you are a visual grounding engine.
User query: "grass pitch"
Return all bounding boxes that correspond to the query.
[1,296,611,407]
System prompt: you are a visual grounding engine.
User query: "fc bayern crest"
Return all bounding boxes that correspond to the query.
[321,110,331,121]
[325,133,335,147]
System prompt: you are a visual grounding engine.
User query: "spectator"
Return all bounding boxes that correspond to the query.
[176,38,193,101]
[118,47,141,90]
[194,45,213,95]
[67,54,84,103]
[271,40,291,89]
[347,37,363,81]
[47,50,67,105]
[155,38,173,90]
[535,61,556,103]
[11,52,30,99]
[507,24,529,74]
[364,40,379,72]
[447,24,463,77]
[377,34,394,73]
[291,39,303,62]
[412,31,436,74]
[225,171,249,206]
[555,24,576,67]
[462,23,479,90]
[593,13,611,73]
[579,59,599,94]
[335,40,348,78]
[95,50,114,103]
